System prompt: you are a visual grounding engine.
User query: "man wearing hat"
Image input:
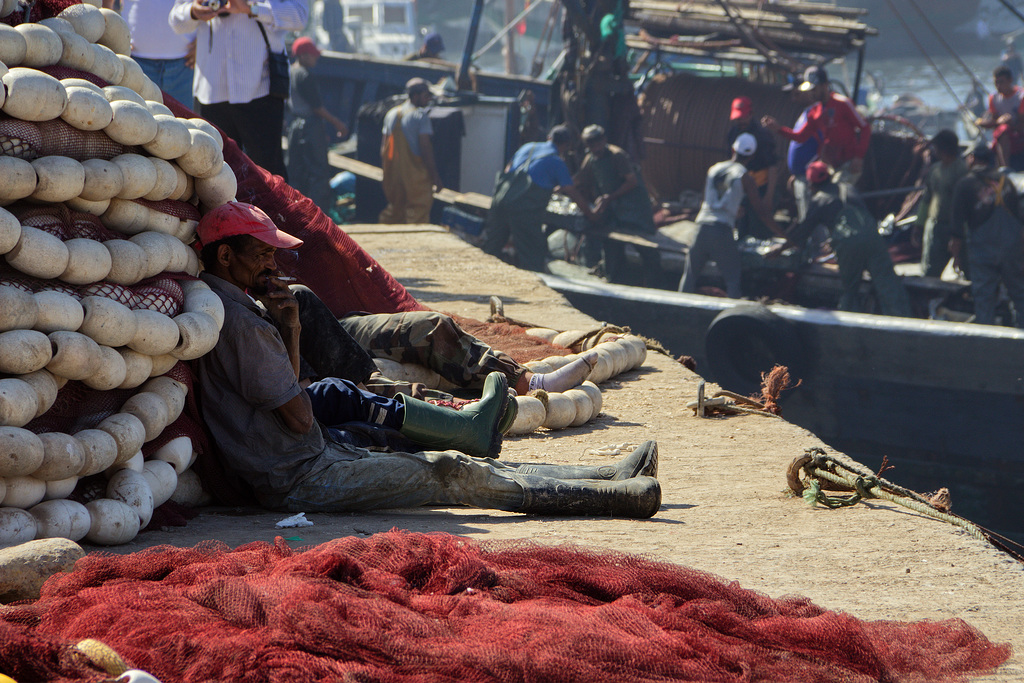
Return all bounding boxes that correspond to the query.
[950,144,1024,327]
[726,96,779,240]
[286,37,349,214]
[784,162,910,316]
[573,124,656,277]
[192,201,662,517]
[762,65,871,186]
[913,129,968,278]
[678,133,786,298]
[406,31,446,61]
[379,78,443,224]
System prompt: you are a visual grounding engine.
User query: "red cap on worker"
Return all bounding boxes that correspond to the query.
[805,160,831,184]
[730,96,752,120]
[291,36,321,58]
[195,202,303,250]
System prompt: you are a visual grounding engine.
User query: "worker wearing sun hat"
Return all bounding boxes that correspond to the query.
[678,133,787,298]
[726,95,780,241]
[785,162,910,316]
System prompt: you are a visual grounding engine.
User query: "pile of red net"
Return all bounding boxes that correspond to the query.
[0,531,1010,682]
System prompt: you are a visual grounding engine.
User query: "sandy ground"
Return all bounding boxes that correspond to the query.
[111,225,1024,681]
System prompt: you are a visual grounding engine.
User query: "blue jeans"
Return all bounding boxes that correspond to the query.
[134,56,193,109]
[304,377,405,442]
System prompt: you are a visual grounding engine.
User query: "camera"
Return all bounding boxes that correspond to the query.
[201,0,225,10]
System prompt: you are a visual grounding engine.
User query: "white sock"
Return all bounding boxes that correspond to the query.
[528,353,596,393]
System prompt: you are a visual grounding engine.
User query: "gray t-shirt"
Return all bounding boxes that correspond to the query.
[197,273,325,502]
[382,101,433,157]
[695,159,748,228]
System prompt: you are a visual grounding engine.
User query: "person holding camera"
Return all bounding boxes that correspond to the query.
[170,0,307,179]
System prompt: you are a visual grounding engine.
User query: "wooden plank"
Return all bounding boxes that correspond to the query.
[327,152,493,210]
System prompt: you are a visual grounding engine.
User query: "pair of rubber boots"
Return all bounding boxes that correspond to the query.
[397,372,661,518]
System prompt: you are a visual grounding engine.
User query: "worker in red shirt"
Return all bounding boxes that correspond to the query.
[762,65,871,185]
[975,65,1024,170]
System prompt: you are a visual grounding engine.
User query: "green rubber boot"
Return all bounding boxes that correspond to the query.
[398,371,513,459]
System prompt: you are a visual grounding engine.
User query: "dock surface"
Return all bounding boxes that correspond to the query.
[113,224,1023,679]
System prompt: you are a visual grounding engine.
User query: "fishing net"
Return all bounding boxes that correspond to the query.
[0,531,1010,683]
[0,117,130,161]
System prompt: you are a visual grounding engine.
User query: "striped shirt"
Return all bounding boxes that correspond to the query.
[169,0,308,106]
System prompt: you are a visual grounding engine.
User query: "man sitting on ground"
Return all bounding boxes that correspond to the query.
[195,201,661,517]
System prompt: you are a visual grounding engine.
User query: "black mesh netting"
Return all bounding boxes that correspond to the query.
[0,531,1011,683]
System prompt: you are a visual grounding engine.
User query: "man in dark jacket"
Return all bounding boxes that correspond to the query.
[574,124,655,276]
[787,161,910,316]
[950,144,1024,326]
[286,37,349,213]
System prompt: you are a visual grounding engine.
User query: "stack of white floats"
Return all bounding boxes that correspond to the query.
[512,331,646,434]
[372,332,647,436]
[0,0,231,546]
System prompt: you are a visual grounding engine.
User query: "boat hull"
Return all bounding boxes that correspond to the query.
[542,273,1024,542]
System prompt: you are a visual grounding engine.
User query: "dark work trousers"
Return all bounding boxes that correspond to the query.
[292,286,378,384]
[304,377,405,444]
[200,95,287,179]
[286,116,333,212]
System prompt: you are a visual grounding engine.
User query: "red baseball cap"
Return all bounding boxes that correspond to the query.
[195,202,303,250]
[806,160,831,184]
[291,36,321,58]
[730,96,752,120]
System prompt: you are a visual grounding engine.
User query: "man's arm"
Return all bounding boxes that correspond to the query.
[556,184,597,221]
[315,106,349,137]
[246,0,309,31]
[255,279,315,433]
[418,133,443,191]
[762,112,814,143]
[169,0,208,33]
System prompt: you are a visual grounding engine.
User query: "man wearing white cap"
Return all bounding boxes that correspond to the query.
[678,133,786,298]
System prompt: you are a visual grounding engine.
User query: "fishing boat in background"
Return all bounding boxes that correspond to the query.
[309,0,1024,542]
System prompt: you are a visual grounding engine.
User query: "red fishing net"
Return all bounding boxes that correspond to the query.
[0,531,1011,683]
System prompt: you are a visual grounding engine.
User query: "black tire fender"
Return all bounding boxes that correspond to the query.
[704,304,805,396]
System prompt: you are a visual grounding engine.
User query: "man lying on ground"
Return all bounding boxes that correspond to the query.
[193,202,661,517]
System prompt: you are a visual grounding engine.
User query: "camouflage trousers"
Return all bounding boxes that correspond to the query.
[292,287,525,399]
[339,310,526,397]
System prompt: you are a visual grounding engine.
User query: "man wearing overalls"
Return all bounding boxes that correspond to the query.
[379,78,443,224]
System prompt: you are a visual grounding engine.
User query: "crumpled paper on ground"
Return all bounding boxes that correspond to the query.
[275,512,314,528]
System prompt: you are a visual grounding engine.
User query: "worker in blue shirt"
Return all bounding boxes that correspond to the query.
[481,125,595,272]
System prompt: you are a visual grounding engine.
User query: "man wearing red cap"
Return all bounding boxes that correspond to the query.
[783,162,909,316]
[726,96,779,240]
[286,36,349,213]
[762,66,871,186]
[192,201,661,517]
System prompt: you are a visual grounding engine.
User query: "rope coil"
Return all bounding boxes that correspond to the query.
[788,448,1024,563]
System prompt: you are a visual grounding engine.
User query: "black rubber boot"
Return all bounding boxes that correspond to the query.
[516,474,662,519]
[513,441,658,480]
[398,371,513,459]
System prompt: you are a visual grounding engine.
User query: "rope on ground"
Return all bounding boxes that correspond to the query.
[788,447,1024,563]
